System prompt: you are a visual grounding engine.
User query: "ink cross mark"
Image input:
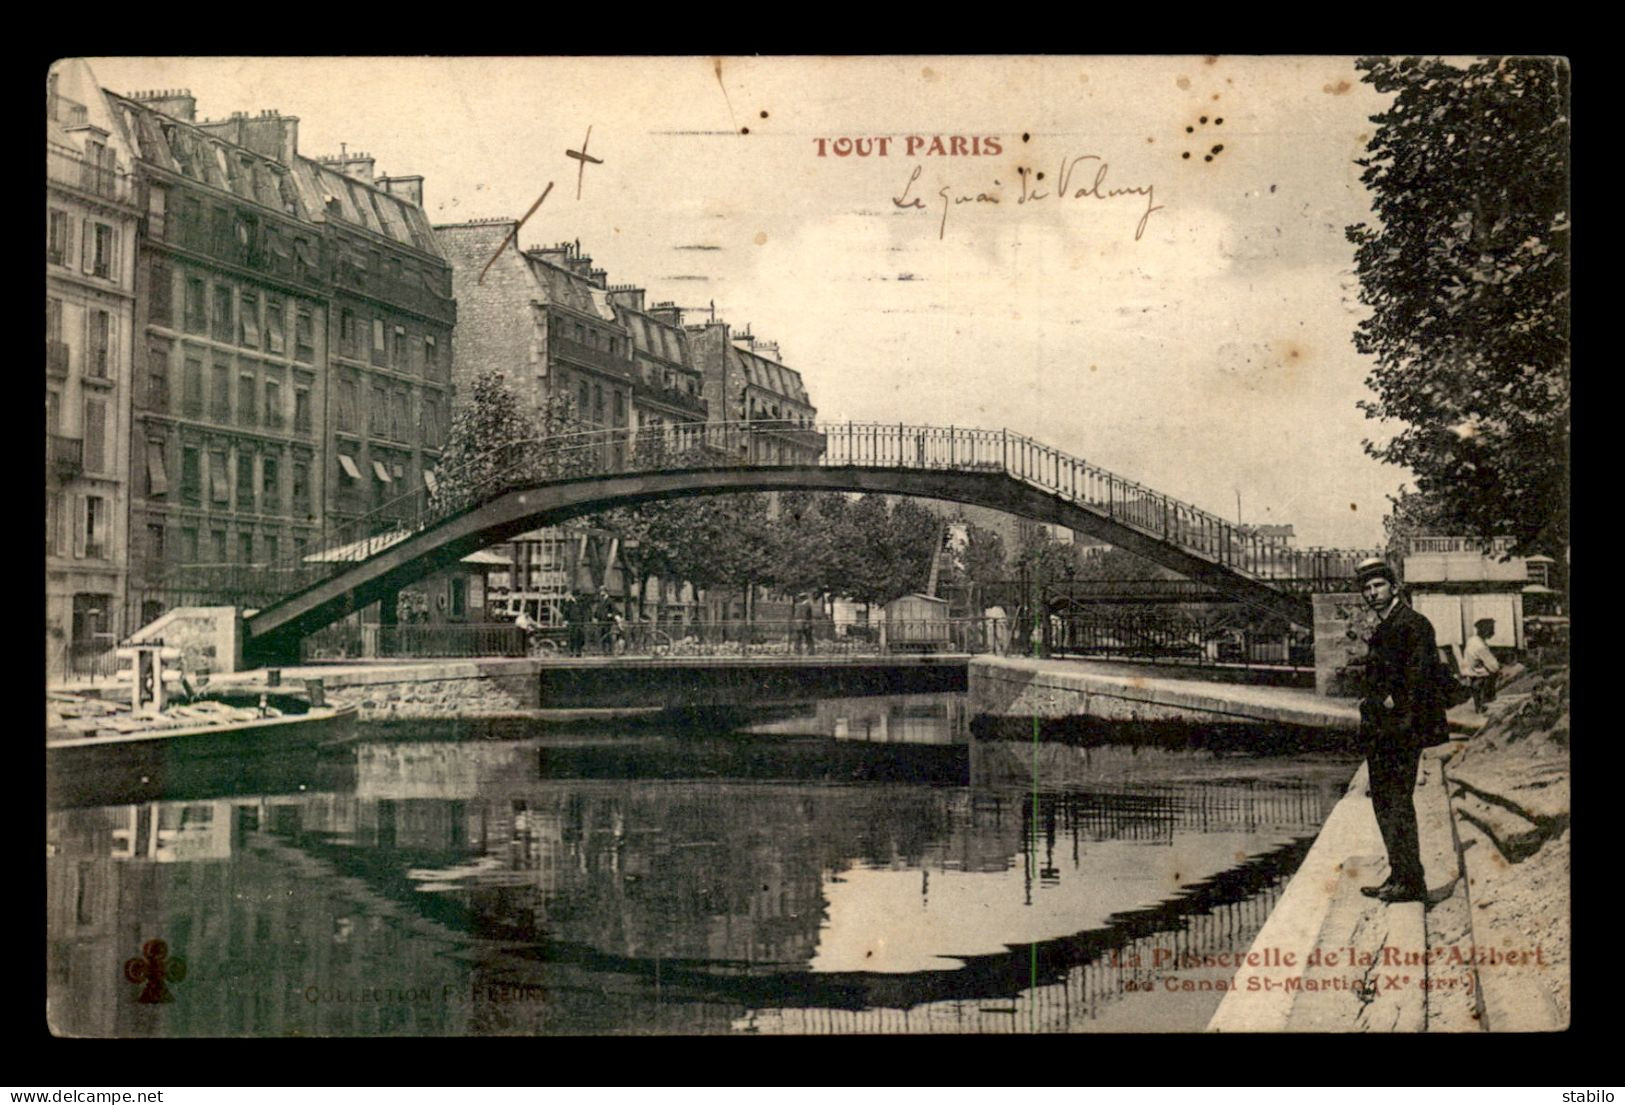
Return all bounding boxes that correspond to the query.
[567,126,604,201]
[476,182,555,285]
[124,938,186,1004]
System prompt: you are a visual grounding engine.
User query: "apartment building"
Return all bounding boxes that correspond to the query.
[46,60,142,678]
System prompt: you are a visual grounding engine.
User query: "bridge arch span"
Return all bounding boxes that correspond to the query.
[244,463,1318,665]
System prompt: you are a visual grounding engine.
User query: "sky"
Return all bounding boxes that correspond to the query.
[85,55,1403,548]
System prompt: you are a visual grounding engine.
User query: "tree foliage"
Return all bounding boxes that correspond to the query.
[1347,56,1569,556]
[429,372,538,513]
[1378,487,1455,566]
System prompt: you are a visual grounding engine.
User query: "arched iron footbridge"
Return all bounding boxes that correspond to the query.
[212,421,1377,666]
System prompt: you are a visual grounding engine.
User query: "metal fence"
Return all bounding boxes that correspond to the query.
[298,622,528,661]
[1047,612,1314,668]
[55,641,122,682]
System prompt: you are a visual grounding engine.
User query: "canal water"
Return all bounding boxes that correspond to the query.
[46,692,1358,1036]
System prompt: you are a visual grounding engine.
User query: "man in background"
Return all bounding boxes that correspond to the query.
[1463,617,1502,713]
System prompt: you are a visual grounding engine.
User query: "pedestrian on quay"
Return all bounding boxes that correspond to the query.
[1352,557,1448,905]
[1463,617,1502,713]
[593,586,612,654]
[565,593,587,657]
[794,593,816,655]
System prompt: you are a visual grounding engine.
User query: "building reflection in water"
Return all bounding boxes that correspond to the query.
[47,698,1351,1036]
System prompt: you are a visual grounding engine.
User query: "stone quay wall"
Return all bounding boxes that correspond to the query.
[282,660,542,721]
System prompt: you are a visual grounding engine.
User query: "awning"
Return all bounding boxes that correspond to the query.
[372,460,392,483]
[146,443,168,496]
[209,464,229,503]
[337,454,361,480]
[423,469,439,495]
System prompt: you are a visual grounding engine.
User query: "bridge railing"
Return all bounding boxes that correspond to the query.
[171,419,1377,614]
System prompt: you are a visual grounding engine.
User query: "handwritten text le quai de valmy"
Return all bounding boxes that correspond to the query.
[812,135,1162,242]
[893,157,1162,242]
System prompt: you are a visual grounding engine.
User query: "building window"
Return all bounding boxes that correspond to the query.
[146,185,167,240]
[423,397,441,449]
[185,278,206,333]
[262,454,280,512]
[373,459,392,508]
[593,384,604,424]
[265,534,279,564]
[337,454,362,505]
[613,391,625,424]
[183,358,204,417]
[88,222,115,279]
[236,448,256,510]
[83,398,106,472]
[210,206,231,256]
[48,209,71,266]
[145,440,168,498]
[579,381,590,416]
[81,496,107,559]
[181,447,202,505]
[46,493,60,557]
[238,373,257,427]
[147,523,165,562]
[209,450,230,504]
[371,319,386,366]
[391,391,408,441]
[210,529,227,563]
[212,285,234,342]
[423,335,439,374]
[238,530,254,565]
[180,526,198,562]
[391,325,406,369]
[265,300,285,353]
[294,386,312,434]
[240,292,260,347]
[450,576,467,618]
[211,364,231,422]
[294,307,314,363]
[293,238,314,282]
[370,386,387,436]
[292,462,310,515]
[148,260,172,325]
[264,378,283,430]
[338,379,358,433]
[340,309,356,358]
[87,310,110,378]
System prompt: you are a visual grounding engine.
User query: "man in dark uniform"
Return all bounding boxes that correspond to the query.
[1353,557,1448,904]
[564,593,587,657]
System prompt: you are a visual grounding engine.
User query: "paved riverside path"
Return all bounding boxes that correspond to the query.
[968,655,1488,735]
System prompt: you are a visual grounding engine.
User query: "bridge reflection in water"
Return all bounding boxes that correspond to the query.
[45,699,1352,1036]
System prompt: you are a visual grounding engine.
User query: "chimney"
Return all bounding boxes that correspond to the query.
[649,301,684,327]
[319,144,375,184]
[752,339,782,361]
[607,285,646,313]
[128,88,197,122]
[198,108,300,165]
[378,174,425,209]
